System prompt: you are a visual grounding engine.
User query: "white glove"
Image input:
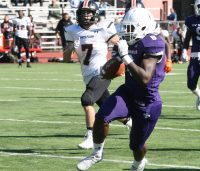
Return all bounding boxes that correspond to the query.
[182,49,188,62]
[117,40,128,57]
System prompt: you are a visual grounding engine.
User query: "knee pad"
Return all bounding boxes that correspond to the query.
[81,92,94,106]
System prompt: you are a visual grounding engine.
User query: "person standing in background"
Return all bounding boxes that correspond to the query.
[12,10,31,68]
[1,15,14,49]
[55,13,74,63]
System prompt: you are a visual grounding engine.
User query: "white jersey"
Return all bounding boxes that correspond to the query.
[12,17,31,39]
[65,21,117,84]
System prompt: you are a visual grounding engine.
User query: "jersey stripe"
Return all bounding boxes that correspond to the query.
[83,0,89,8]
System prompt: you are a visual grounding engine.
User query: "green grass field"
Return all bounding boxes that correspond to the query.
[0,63,199,171]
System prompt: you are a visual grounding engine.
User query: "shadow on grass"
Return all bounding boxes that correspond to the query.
[0,149,34,153]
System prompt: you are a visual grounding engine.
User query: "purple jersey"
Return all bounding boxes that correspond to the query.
[125,33,165,103]
[185,15,200,53]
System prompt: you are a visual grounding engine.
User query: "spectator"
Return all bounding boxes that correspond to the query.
[48,0,60,20]
[167,8,177,21]
[28,15,35,38]
[12,10,31,68]
[55,13,73,62]
[1,15,14,49]
[172,27,184,63]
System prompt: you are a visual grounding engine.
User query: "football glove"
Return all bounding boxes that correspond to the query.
[117,40,128,57]
[117,40,133,65]
[164,59,172,73]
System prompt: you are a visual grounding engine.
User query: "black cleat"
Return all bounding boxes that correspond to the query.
[26,63,32,68]
[18,61,22,68]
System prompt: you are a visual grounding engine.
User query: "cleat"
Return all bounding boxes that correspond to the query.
[26,63,32,68]
[78,136,93,149]
[130,158,148,171]
[18,61,22,68]
[77,153,103,171]
[196,97,200,111]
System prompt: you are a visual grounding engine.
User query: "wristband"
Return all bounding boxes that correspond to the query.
[122,55,133,65]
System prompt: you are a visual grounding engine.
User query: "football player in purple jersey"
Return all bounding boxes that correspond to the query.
[182,0,200,110]
[77,8,166,171]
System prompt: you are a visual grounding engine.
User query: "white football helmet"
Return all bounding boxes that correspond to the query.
[194,0,200,16]
[120,8,156,45]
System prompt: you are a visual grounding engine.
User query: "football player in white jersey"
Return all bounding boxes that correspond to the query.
[12,10,31,68]
[65,0,131,149]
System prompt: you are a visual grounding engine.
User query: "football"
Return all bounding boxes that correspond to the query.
[101,57,125,79]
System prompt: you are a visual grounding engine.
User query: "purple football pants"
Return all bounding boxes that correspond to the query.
[96,84,162,150]
[187,58,200,90]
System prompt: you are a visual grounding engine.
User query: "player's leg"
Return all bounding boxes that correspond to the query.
[129,100,162,171]
[96,86,132,129]
[23,38,31,68]
[15,36,22,67]
[78,76,111,149]
[187,58,200,110]
[77,85,130,170]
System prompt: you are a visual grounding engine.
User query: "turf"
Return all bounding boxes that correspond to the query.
[0,63,199,171]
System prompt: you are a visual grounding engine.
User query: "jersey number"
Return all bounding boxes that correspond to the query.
[196,27,200,41]
[82,44,93,65]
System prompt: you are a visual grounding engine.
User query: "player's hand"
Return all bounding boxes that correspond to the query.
[164,59,172,73]
[182,49,188,62]
[117,40,128,57]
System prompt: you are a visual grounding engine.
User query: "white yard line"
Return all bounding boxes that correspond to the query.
[0,118,199,132]
[0,78,83,82]
[0,86,193,96]
[0,98,196,108]
[0,152,199,169]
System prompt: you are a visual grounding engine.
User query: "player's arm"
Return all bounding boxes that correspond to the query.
[108,34,120,45]
[164,38,172,73]
[117,40,160,86]
[183,27,192,50]
[128,56,158,86]
[182,27,192,60]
